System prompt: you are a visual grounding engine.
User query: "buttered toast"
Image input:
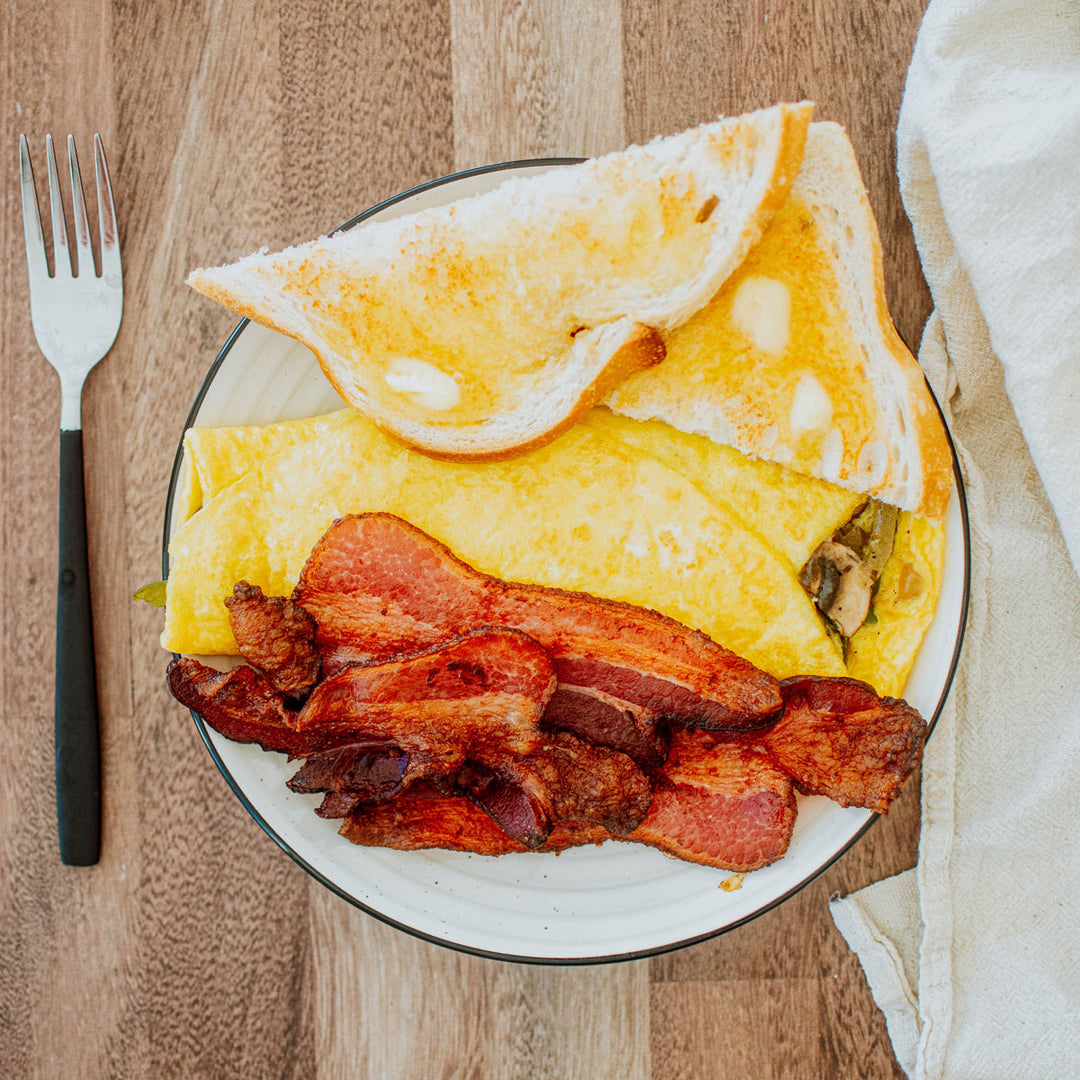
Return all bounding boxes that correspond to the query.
[187,103,812,461]
[607,122,952,520]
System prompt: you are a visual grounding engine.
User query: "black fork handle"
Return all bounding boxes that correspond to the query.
[56,428,101,865]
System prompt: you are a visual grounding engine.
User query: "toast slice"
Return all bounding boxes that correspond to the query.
[187,103,812,460]
[606,122,953,520]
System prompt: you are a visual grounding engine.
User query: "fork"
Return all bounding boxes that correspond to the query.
[19,133,123,866]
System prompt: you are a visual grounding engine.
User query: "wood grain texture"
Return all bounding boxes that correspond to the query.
[451,0,626,168]
[0,0,929,1077]
[651,978,825,1079]
[310,894,649,1080]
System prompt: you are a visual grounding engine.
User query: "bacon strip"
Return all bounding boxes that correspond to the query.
[758,675,927,812]
[169,516,926,872]
[168,632,648,845]
[225,582,321,697]
[286,741,412,816]
[288,726,650,846]
[171,660,923,865]
[294,513,783,731]
[457,732,653,847]
[627,732,797,870]
[168,655,468,805]
[339,731,796,871]
[295,628,556,760]
[541,685,669,769]
[337,675,923,868]
[660,675,926,814]
[338,784,607,855]
[166,657,341,757]
[171,629,558,813]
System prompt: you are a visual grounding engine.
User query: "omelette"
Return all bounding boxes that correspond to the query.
[165,407,943,696]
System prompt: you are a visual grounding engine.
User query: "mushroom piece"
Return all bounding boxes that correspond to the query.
[835,501,899,580]
[800,500,900,640]
[800,542,875,638]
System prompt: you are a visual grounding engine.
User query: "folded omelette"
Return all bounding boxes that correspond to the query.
[165,407,942,696]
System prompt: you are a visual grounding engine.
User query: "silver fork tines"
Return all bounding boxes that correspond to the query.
[67,135,93,278]
[45,135,71,278]
[20,133,123,429]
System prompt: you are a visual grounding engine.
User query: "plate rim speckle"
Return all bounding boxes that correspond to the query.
[163,158,971,965]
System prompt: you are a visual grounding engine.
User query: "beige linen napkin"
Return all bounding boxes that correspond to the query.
[830,1,1080,1077]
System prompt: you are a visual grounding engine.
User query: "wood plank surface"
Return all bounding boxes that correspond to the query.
[0,1,930,1077]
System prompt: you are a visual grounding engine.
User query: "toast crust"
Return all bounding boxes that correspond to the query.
[796,124,951,519]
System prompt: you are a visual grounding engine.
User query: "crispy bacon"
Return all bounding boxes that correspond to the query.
[612,675,925,867]
[628,732,797,870]
[294,629,556,769]
[454,761,548,847]
[172,655,924,872]
[525,733,652,835]
[670,675,926,813]
[294,513,783,730]
[225,581,320,697]
[327,677,925,866]
[457,732,652,847]
[338,731,796,871]
[169,517,928,875]
[339,784,607,855]
[286,741,412,816]
[316,791,369,819]
[541,686,669,769]
[170,629,559,807]
[757,675,927,812]
[166,657,341,757]
[341,784,526,854]
[339,737,796,871]
[288,726,650,845]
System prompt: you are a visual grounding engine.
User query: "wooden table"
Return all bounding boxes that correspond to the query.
[1,2,932,1076]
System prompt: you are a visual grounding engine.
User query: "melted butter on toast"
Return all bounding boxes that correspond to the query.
[607,122,954,521]
[283,174,725,428]
[610,196,877,485]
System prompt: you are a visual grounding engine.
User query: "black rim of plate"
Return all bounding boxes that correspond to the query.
[163,158,972,967]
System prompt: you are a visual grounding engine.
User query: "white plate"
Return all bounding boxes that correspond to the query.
[164,161,970,963]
